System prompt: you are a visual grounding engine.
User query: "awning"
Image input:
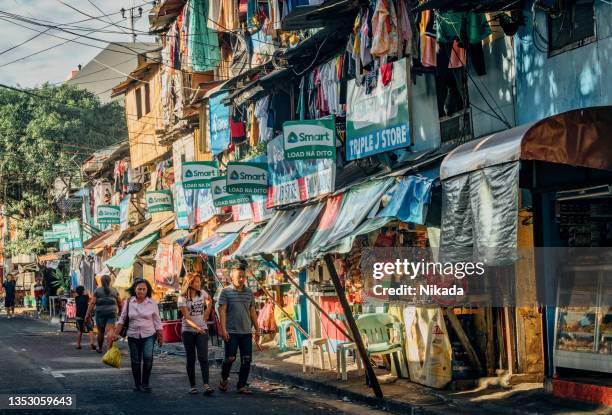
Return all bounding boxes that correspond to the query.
[412,0,521,12]
[158,229,193,246]
[237,202,325,257]
[38,252,64,262]
[281,0,358,30]
[105,233,159,269]
[215,220,250,234]
[186,233,239,256]
[128,217,174,244]
[295,178,394,268]
[84,228,123,254]
[440,106,612,180]
[230,230,263,259]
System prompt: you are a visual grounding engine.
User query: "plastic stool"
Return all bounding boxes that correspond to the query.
[336,342,364,380]
[301,338,334,374]
[278,319,304,352]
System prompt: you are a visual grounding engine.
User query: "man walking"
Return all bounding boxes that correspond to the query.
[218,262,259,395]
[2,273,17,318]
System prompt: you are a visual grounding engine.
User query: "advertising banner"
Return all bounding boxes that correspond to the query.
[174,182,193,229]
[282,117,336,160]
[211,176,251,207]
[209,92,230,155]
[195,188,218,224]
[96,205,120,225]
[226,162,268,195]
[145,190,174,213]
[346,58,410,160]
[182,161,218,189]
[120,196,129,231]
[266,135,335,208]
[52,223,69,238]
[43,230,59,243]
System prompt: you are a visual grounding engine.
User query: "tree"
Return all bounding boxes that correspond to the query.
[0,83,127,255]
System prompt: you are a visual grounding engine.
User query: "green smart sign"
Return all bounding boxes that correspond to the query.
[283,117,336,160]
[226,162,268,195]
[43,230,60,243]
[182,161,218,189]
[97,205,121,225]
[145,190,174,213]
[52,223,69,238]
[211,176,251,207]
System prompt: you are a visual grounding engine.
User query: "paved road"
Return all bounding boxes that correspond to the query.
[0,316,385,415]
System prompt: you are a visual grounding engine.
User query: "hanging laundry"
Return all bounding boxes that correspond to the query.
[371,0,399,60]
[188,0,221,72]
[254,96,271,142]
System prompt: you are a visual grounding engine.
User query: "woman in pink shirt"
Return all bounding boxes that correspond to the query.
[115,279,163,392]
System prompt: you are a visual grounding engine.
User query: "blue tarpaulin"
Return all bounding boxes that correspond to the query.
[186,233,239,256]
[379,176,433,224]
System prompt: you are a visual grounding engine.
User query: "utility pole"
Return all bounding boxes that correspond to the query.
[121,3,143,43]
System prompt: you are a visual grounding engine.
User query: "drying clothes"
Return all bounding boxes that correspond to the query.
[188,0,221,72]
[208,0,221,29]
[269,0,281,31]
[318,59,340,115]
[247,103,259,146]
[371,0,399,60]
[396,0,413,56]
[254,96,271,142]
[436,12,491,44]
[360,8,373,67]
[380,62,393,86]
[219,0,239,31]
[419,10,437,67]
[230,118,246,144]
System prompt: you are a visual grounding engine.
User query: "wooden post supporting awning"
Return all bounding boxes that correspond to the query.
[323,255,384,400]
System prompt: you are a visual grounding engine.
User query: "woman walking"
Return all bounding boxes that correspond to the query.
[85,275,121,353]
[74,286,96,350]
[115,279,163,393]
[178,272,213,395]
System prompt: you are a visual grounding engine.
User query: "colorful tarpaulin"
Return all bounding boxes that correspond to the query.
[105,233,159,269]
[236,202,324,257]
[295,178,394,268]
[186,233,239,256]
[210,92,231,155]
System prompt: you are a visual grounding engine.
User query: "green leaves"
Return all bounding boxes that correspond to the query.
[0,83,127,255]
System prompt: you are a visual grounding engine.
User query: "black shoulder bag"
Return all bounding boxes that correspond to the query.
[119,296,131,338]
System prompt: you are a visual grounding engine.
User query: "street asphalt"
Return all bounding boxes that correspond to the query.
[0,315,386,415]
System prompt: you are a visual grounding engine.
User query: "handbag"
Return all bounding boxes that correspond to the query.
[118,297,131,338]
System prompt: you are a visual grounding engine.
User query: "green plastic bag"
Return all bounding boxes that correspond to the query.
[102,344,121,368]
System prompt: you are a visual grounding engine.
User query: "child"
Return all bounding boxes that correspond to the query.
[75,286,95,350]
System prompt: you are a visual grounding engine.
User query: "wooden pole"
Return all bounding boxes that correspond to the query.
[261,254,354,342]
[444,308,483,375]
[323,254,384,400]
[246,268,310,339]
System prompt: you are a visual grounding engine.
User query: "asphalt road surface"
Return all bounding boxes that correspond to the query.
[0,315,386,415]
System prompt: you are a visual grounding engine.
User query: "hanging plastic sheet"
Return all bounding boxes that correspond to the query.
[308,175,436,261]
[186,233,239,256]
[237,202,324,257]
[440,161,519,265]
[295,178,394,268]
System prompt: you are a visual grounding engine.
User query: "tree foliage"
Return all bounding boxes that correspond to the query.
[0,84,126,255]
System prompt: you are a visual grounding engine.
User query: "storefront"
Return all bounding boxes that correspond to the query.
[439,106,612,404]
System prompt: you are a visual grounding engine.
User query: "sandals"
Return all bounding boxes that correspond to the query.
[218,380,228,392]
[75,345,82,350]
[189,387,198,395]
[237,387,253,395]
[203,385,214,396]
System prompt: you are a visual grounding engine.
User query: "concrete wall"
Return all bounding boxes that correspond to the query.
[514,1,612,125]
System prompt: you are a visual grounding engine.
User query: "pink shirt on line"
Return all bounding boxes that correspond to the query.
[118,297,162,339]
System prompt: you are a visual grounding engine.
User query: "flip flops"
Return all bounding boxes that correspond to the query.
[218,380,228,392]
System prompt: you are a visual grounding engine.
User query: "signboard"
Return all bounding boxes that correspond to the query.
[195,188,218,224]
[346,58,410,161]
[145,190,174,213]
[226,162,268,195]
[266,135,335,208]
[119,196,129,231]
[52,223,69,238]
[283,118,336,160]
[174,182,193,229]
[182,161,218,189]
[43,230,59,243]
[211,176,251,207]
[209,92,230,155]
[97,205,120,225]
[59,238,71,252]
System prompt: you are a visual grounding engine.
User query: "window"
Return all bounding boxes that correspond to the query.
[548,0,595,56]
[144,83,151,114]
[135,87,143,119]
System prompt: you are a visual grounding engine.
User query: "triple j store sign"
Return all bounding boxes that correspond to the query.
[283,118,336,160]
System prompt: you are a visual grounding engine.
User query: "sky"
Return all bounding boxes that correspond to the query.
[0,0,156,88]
